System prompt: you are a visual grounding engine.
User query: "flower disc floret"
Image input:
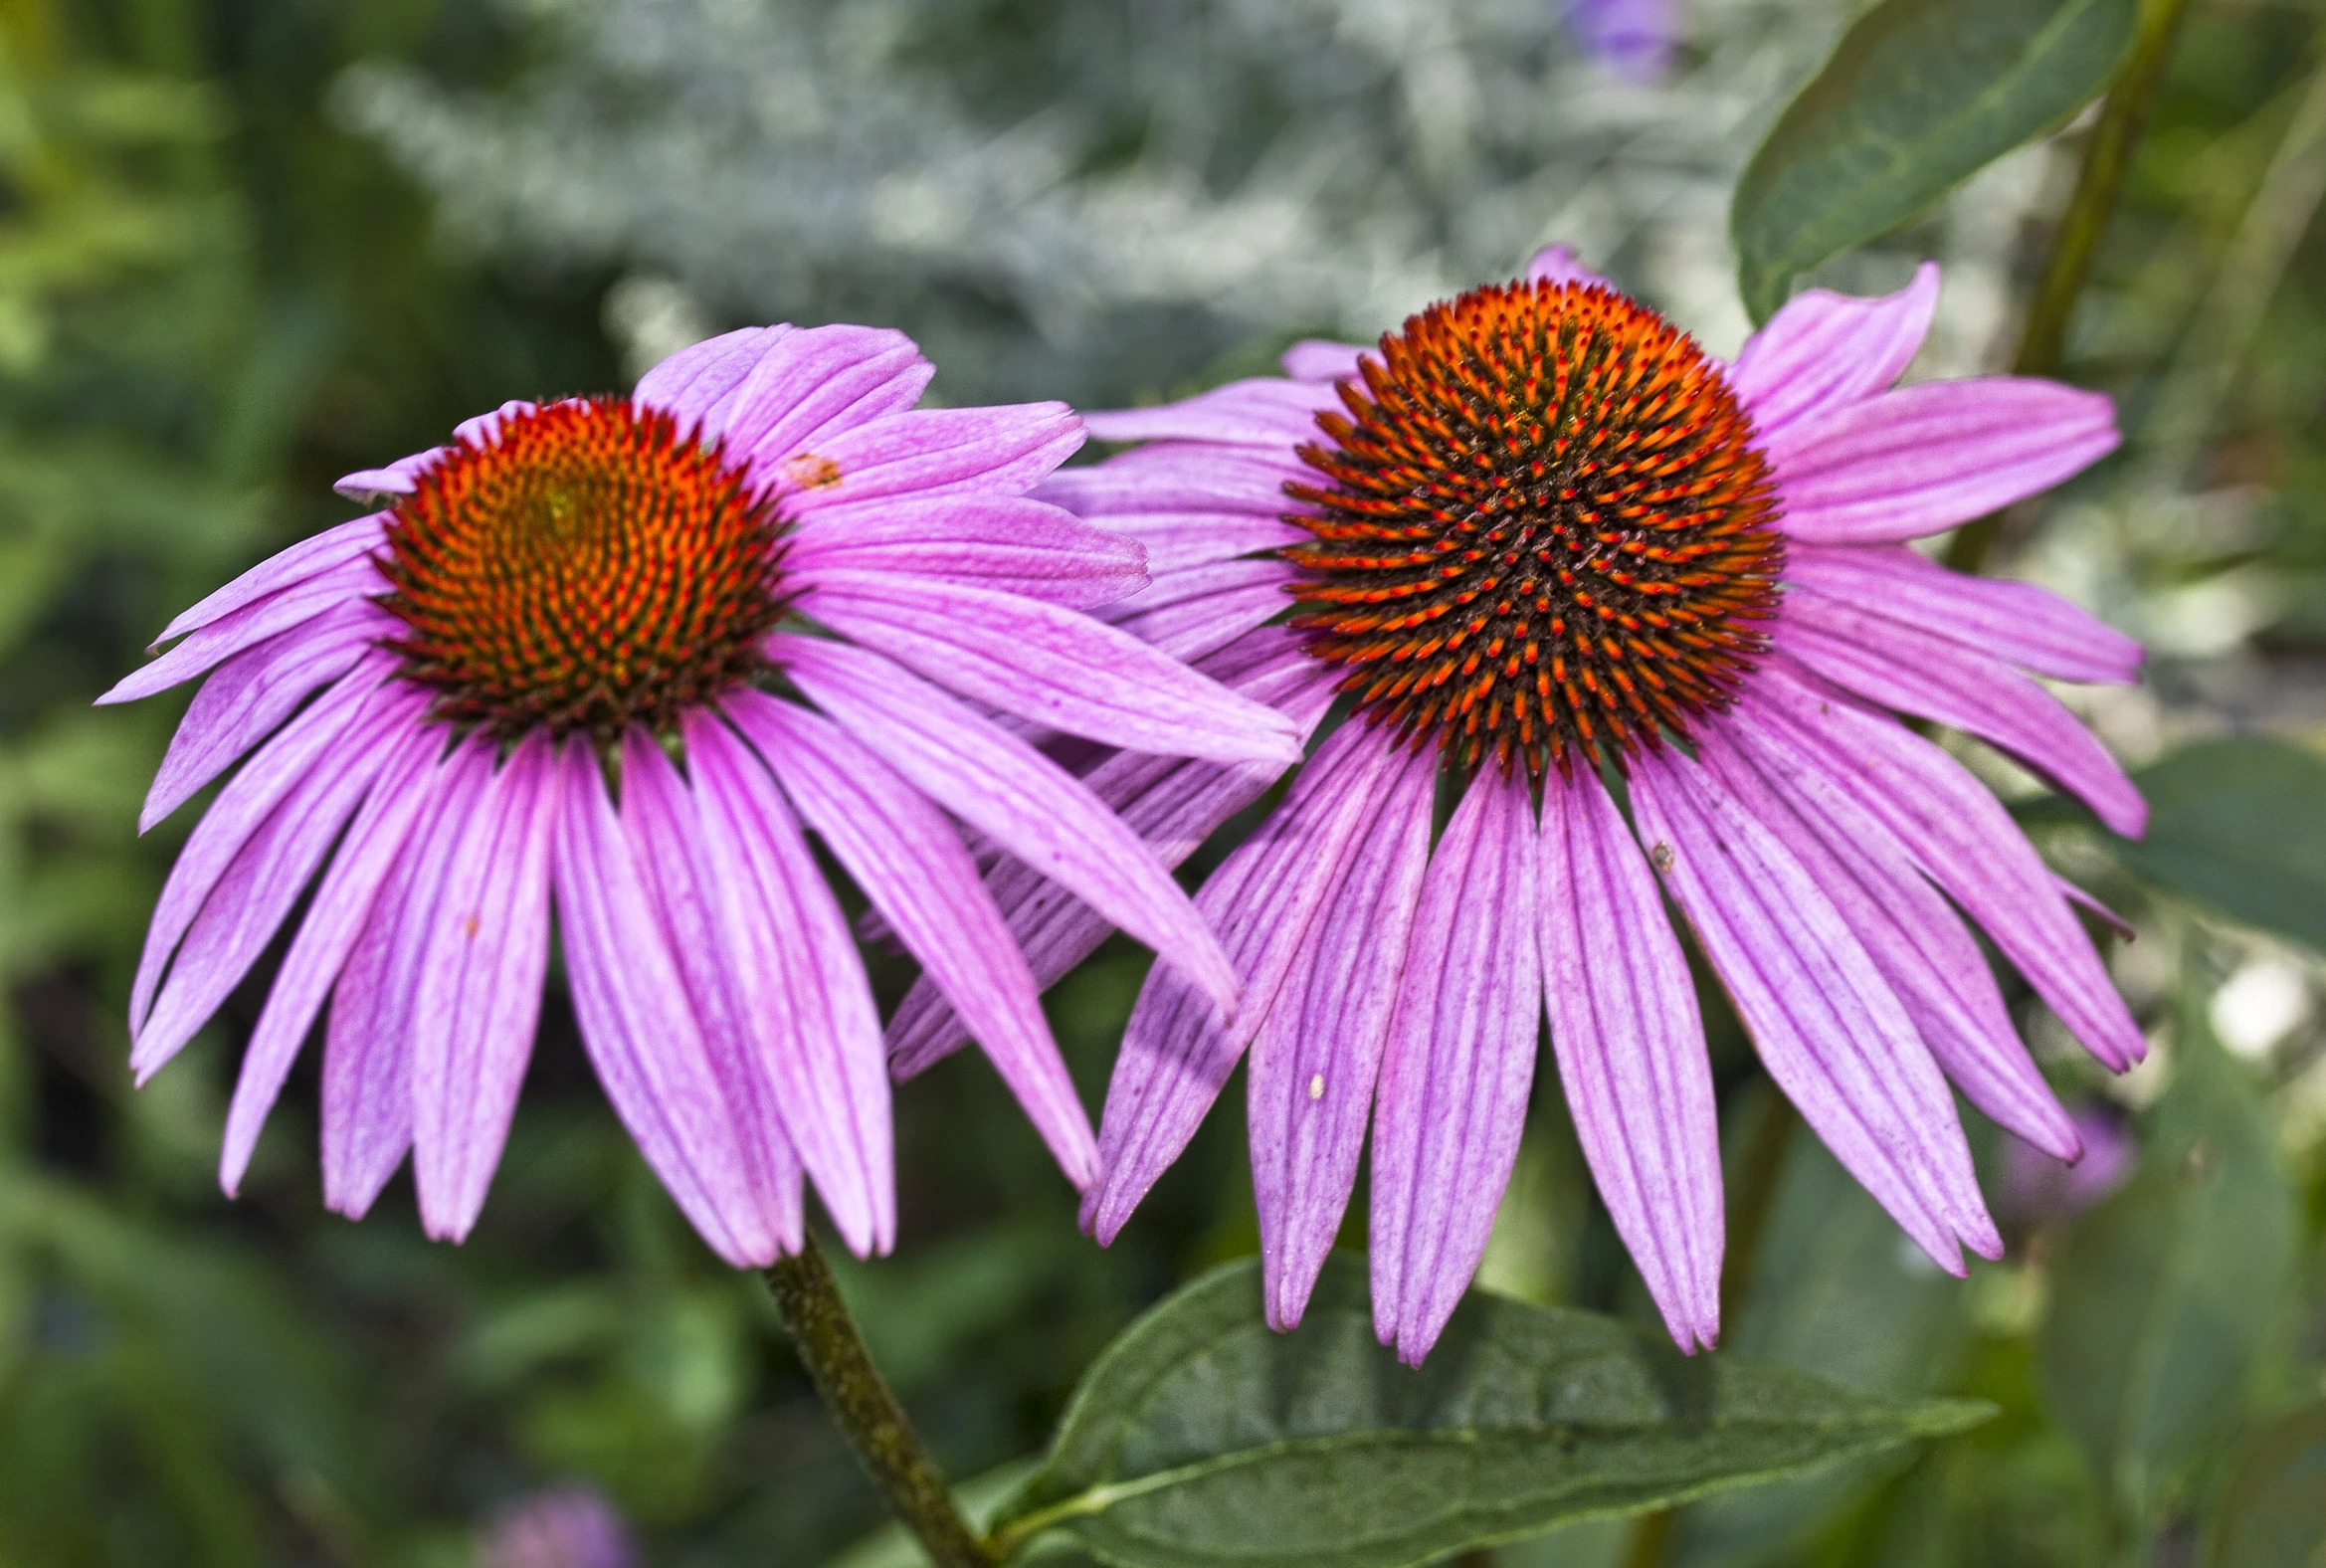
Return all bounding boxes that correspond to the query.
[379,397,787,743]
[1286,279,1784,774]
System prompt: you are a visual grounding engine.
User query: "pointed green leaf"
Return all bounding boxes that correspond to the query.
[988,1256,1991,1568]
[2107,737,2326,951]
[2203,1400,2326,1568]
[1732,0,2138,323]
[2040,1005,2297,1532]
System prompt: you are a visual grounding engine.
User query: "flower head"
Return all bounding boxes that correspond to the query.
[107,323,1300,1265]
[905,247,2147,1362]
[480,1484,638,1568]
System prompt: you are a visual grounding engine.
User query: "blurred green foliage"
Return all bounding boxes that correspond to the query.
[0,0,2320,1565]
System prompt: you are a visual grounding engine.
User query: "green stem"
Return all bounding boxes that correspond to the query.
[765,1237,998,1568]
[1944,0,2194,575]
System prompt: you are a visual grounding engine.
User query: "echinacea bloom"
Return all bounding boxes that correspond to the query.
[894,247,2146,1362]
[105,323,1300,1266]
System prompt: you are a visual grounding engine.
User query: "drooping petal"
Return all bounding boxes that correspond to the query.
[1745,663,2146,1071]
[1370,765,1542,1365]
[1096,558,1298,665]
[322,739,494,1219]
[773,637,1248,1016]
[1538,765,1723,1353]
[1782,594,2147,836]
[1280,340,1370,384]
[792,577,1301,764]
[221,718,449,1194]
[729,691,1096,1187]
[100,555,381,706]
[1525,245,1615,291]
[786,494,1148,609]
[142,599,396,832]
[1771,378,2119,545]
[1700,718,2079,1161]
[1249,737,1435,1331]
[131,679,424,1080]
[1730,263,1940,439]
[554,739,804,1265]
[408,734,558,1244]
[152,513,388,648]
[130,657,395,1030]
[1081,379,1339,450]
[782,404,1083,512]
[887,635,1337,1076]
[1085,721,1417,1242]
[335,454,442,500]
[715,326,933,477]
[658,718,893,1257]
[1088,509,1305,575]
[1628,742,2000,1273]
[1784,542,2142,686]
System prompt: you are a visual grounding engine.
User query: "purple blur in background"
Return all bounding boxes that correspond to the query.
[1567,0,1680,83]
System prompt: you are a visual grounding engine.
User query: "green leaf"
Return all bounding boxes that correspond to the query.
[2106,737,2326,951]
[1731,0,2138,322]
[2203,1400,2326,1568]
[2039,1005,2298,1535]
[988,1255,1992,1568]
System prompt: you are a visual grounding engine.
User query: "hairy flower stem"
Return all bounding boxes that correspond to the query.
[1946,0,2194,574]
[766,1238,999,1567]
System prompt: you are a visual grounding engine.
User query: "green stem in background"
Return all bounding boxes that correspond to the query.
[765,1237,999,1568]
[1944,0,2195,575]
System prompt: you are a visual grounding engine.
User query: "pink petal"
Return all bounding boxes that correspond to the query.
[782,404,1082,512]
[131,679,424,1081]
[1032,444,1308,519]
[631,324,798,442]
[334,455,442,500]
[1701,718,2079,1162]
[1097,558,1298,664]
[453,400,537,448]
[1772,378,2120,545]
[554,739,805,1265]
[787,494,1146,609]
[153,513,388,647]
[773,636,1244,1016]
[1370,766,1542,1365]
[1785,542,2142,686]
[1525,245,1614,290]
[887,634,1337,1075]
[101,555,382,706]
[321,740,494,1219]
[1249,736,1435,1332]
[1280,340,1371,383]
[1088,510,1306,576]
[1782,594,2147,836]
[221,719,449,1195]
[796,572,1301,764]
[729,692,1096,1187]
[1731,263,1940,440]
[1085,721,1419,1242]
[1741,664,2145,1072]
[142,599,396,833]
[715,326,932,475]
[659,718,893,1257]
[130,658,397,1030]
[1539,765,1723,1353]
[1629,743,1999,1272]
[1081,379,1338,450]
[408,734,559,1244]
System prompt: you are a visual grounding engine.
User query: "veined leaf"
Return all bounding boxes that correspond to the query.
[2107,736,2326,952]
[1732,0,2138,322]
[987,1255,1991,1568]
[2203,1400,2326,1568]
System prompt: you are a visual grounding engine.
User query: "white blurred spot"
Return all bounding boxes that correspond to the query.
[604,275,714,382]
[2212,957,2310,1060]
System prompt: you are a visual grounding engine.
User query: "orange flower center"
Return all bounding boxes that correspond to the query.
[1287,278,1783,775]
[379,398,788,743]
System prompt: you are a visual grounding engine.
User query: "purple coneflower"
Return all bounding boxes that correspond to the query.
[891,248,2147,1362]
[105,323,1300,1266]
